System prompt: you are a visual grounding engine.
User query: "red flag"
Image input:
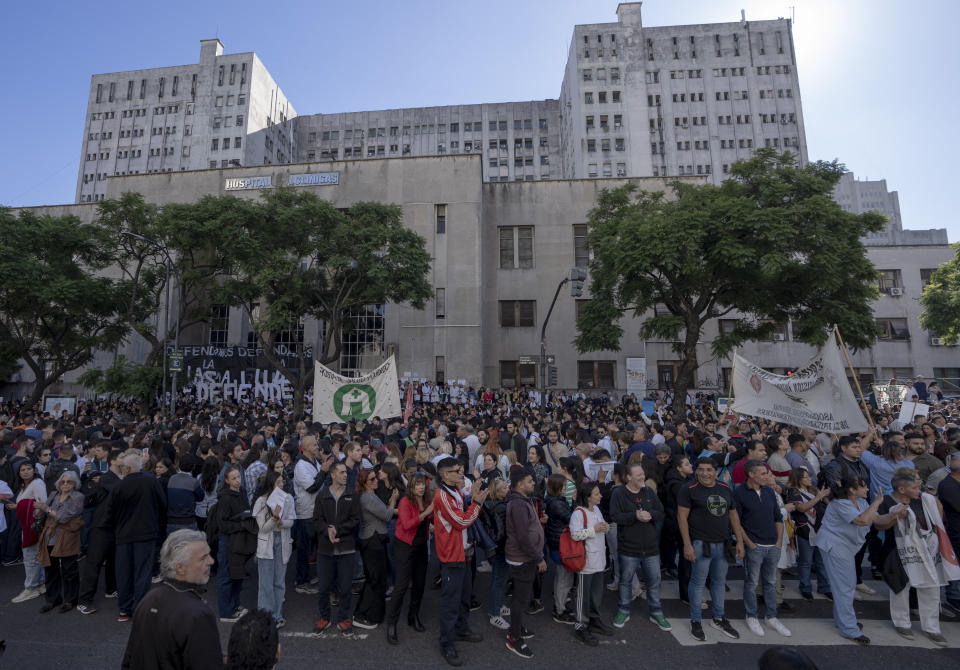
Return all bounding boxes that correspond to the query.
[403,383,413,424]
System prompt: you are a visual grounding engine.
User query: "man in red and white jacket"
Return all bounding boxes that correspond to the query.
[433,457,489,667]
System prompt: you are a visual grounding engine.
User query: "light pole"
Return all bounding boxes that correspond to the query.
[121,231,179,412]
[539,268,587,398]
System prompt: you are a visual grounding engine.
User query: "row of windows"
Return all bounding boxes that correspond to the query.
[498,360,615,389]
[586,138,625,152]
[217,63,247,87]
[582,67,620,82]
[213,115,245,129]
[210,137,242,150]
[95,75,198,104]
[308,136,551,161]
[209,159,243,169]
[646,33,787,61]
[311,118,549,143]
[583,91,621,104]
[584,114,623,130]
[214,94,246,107]
[580,47,617,59]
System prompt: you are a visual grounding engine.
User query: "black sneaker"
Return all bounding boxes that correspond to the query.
[800,592,814,602]
[690,621,706,641]
[778,600,796,613]
[823,592,833,601]
[711,617,739,639]
[505,634,534,659]
[525,600,544,615]
[77,604,96,615]
[469,598,482,612]
[552,610,576,625]
[574,627,599,647]
[520,626,534,639]
[588,618,614,636]
[441,646,462,667]
[352,615,379,630]
[456,629,483,643]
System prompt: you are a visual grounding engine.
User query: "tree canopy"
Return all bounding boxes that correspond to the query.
[575,149,885,412]
[217,187,433,417]
[920,243,960,344]
[0,208,128,403]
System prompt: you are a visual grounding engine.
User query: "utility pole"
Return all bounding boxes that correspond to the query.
[539,268,587,398]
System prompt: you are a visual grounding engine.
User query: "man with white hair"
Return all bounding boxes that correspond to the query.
[107,451,167,622]
[121,529,223,669]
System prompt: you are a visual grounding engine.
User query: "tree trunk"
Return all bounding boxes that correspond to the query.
[672,326,700,415]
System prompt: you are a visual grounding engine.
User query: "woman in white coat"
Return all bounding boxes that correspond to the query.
[253,470,295,628]
[569,481,615,647]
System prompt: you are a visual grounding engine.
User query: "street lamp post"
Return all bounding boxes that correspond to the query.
[539,268,587,398]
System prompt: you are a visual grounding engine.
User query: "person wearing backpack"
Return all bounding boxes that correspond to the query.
[481,478,510,630]
[504,468,546,659]
[544,475,575,624]
[568,481,613,646]
[610,463,670,632]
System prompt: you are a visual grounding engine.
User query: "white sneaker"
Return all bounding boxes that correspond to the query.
[500,605,511,617]
[606,581,618,591]
[746,617,765,637]
[476,561,492,573]
[766,617,792,637]
[11,587,41,603]
[489,615,510,630]
[855,583,876,596]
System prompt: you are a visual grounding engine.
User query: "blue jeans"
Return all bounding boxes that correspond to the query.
[22,543,43,589]
[688,540,728,623]
[743,544,780,619]
[946,579,960,608]
[293,518,316,586]
[257,533,287,621]
[796,536,831,594]
[486,554,509,618]
[216,536,244,617]
[438,562,472,650]
[617,553,663,615]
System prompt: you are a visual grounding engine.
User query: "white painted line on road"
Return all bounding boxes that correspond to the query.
[664,617,959,648]
[280,631,370,641]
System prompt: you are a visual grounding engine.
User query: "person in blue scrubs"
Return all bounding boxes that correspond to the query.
[814,477,895,645]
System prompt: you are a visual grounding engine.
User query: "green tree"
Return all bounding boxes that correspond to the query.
[919,243,960,344]
[97,192,240,366]
[0,208,128,404]
[575,150,884,413]
[219,188,433,418]
[78,356,162,404]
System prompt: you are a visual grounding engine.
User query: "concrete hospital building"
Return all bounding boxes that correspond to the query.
[8,3,955,399]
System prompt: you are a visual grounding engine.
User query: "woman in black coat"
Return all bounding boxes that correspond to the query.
[216,465,253,621]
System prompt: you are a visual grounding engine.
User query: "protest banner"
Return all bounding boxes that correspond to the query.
[730,332,868,433]
[312,355,402,422]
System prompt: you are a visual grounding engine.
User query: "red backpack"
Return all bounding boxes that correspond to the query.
[558,508,589,573]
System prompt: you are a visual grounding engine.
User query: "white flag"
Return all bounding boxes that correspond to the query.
[730,332,868,434]
[312,355,402,423]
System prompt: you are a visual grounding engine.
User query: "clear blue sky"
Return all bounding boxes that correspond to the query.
[2,0,956,241]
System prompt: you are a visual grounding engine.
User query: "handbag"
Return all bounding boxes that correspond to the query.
[30,512,48,534]
[558,509,588,573]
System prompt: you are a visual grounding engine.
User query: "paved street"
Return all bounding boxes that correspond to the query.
[0,560,957,668]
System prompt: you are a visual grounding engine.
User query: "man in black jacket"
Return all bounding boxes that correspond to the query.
[313,461,361,636]
[108,451,167,622]
[498,420,527,464]
[610,463,669,631]
[121,529,223,670]
[77,448,124,615]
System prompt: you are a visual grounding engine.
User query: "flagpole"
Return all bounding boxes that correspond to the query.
[726,347,737,413]
[833,325,875,430]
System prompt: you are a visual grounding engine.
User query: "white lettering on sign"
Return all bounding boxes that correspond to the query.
[288,172,339,186]
[224,176,273,190]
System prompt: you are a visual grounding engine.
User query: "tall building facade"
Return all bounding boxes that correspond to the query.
[833,172,948,246]
[76,39,297,204]
[75,4,809,201]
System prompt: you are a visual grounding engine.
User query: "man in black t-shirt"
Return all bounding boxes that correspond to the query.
[677,459,745,642]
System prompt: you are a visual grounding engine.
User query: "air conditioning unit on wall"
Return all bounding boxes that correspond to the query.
[889,287,903,296]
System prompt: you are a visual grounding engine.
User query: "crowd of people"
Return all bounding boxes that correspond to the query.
[0,379,958,667]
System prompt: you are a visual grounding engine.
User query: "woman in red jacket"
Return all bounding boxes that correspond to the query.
[384,472,433,645]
